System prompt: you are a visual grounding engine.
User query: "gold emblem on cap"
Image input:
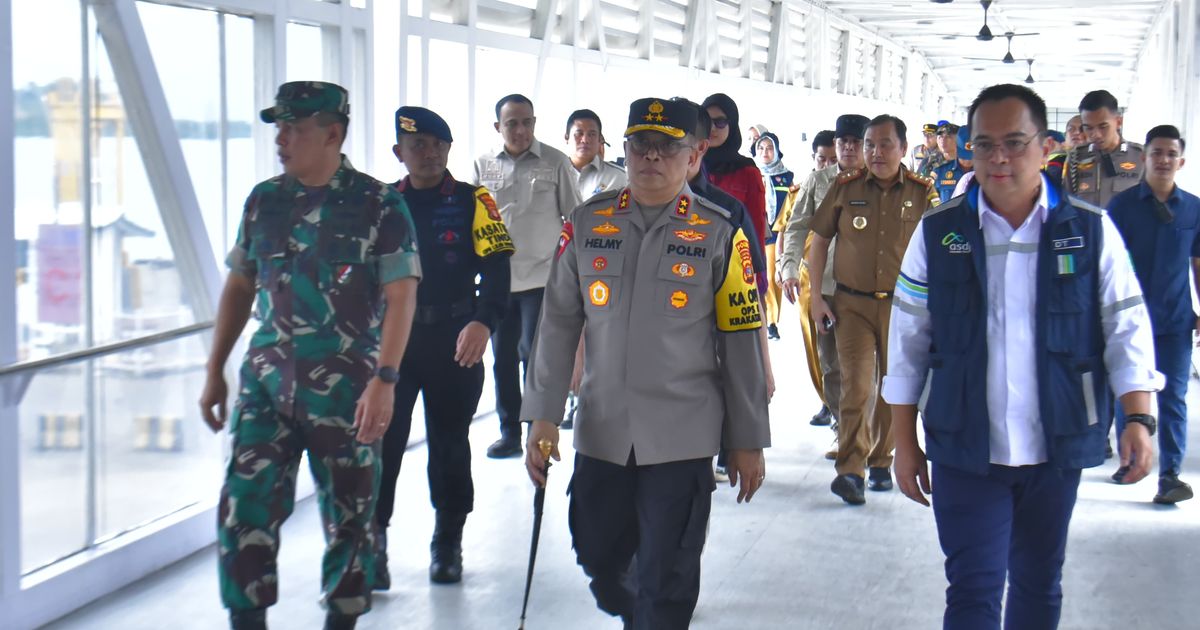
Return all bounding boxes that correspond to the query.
[644,101,665,123]
[852,216,868,230]
[398,116,417,133]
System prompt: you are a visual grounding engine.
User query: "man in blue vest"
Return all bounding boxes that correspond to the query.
[1107,124,1198,504]
[884,83,1163,629]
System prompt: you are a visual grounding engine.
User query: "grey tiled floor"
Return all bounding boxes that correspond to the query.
[46,323,1200,629]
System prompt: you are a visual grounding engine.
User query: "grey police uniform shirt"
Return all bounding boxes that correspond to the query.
[1066,140,1145,208]
[520,184,771,466]
[473,139,582,292]
[780,164,838,296]
[576,153,628,202]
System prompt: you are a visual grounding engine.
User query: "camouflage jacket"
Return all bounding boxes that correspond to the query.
[227,155,422,400]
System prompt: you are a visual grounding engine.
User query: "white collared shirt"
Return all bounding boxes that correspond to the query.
[882,175,1163,466]
[576,153,627,202]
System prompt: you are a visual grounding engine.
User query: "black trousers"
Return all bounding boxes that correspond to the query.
[569,452,715,630]
[491,287,544,438]
[376,318,485,528]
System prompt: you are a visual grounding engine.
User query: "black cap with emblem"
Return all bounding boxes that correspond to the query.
[834,114,870,140]
[394,105,453,143]
[625,98,698,139]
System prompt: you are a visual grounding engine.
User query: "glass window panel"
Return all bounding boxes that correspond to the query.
[225,14,256,258]
[12,0,87,362]
[136,2,223,264]
[89,20,198,344]
[287,22,328,83]
[18,360,89,573]
[406,36,423,106]
[349,28,367,168]
[95,332,223,539]
[427,39,469,176]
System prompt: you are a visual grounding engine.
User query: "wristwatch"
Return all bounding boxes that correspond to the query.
[1124,413,1157,437]
[374,366,400,384]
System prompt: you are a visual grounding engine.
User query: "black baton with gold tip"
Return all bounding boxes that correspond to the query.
[518,438,554,629]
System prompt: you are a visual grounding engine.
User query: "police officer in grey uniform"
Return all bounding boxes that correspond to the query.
[521,98,770,629]
[1066,90,1145,207]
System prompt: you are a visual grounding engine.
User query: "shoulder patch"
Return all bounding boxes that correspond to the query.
[715,227,762,332]
[836,168,865,184]
[905,170,935,188]
[472,188,515,257]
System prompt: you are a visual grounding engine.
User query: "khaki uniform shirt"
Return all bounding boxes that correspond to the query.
[521,185,771,466]
[810,166,938,294]
[576,154,628,202]
[780,164,839,295]
[473,139,582,292]
[1065,141,1145,208]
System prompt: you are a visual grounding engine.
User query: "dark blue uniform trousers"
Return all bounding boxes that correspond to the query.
[1115,332,1191,476]
[377,318,485,527]
[931,462,1081,630]
[569,453,715,630]
[491,288,544,439]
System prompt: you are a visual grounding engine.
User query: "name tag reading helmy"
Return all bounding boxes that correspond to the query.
[1053,236,1084,251]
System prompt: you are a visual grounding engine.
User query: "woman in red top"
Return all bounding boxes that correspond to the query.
[701,93,768,255]
[700,93,773,482]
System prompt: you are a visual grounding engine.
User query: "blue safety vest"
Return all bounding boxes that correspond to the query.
[920,181,1112,474]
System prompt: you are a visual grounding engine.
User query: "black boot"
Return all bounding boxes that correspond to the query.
[229,608,267,630]
[372,525,391,591]
[323,613,357,630]
[430,511,467,584]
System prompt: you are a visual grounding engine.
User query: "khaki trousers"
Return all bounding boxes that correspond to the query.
[832,291,893,477]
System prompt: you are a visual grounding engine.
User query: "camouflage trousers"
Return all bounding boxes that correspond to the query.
[218,369,380,616]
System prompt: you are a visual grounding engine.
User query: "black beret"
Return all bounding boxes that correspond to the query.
[395,106,453,143]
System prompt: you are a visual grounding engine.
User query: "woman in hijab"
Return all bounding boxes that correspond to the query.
[701,93,773,483]
[701,93,768,257]
[755,132,793,340]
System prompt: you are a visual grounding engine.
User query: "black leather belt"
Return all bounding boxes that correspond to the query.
[836,283,893,300]
[414,298,476,324]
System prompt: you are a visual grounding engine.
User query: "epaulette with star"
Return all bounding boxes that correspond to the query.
[836,168,865,184]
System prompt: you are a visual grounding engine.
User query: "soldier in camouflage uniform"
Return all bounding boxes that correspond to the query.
[199,81,422,630]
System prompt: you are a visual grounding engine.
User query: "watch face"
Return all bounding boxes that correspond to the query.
[377,367,400,383]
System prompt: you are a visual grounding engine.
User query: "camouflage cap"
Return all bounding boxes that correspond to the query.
[260,81,350,123]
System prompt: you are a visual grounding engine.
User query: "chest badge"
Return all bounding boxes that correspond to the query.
[1057,254,1076,275]
[941,232,972,254]
[439,230,460,244]
[336,265,354,284]
[687,213,711,226]
[903,200,913,208]
[589,280,610,307]
[593,221,621,235]
[1079,182,1092,191]
[1120,162,1137,171]
[592,256,608,271]
[669,290,689,310]
[594,206,615,217]
[674,229,707,242]
[672,262,696,278]
[852,216,868,230]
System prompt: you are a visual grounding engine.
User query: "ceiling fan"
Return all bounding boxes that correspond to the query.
[936,1,1040,42]
[1022,58,1065,84]
[963,32,1039,64]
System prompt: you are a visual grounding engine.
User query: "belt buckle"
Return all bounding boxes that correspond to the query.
[874,291,889,300]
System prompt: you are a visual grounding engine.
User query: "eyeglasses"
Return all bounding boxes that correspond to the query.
[970,134,1042,159]
[710,117,730,130]
[626,136,694,158]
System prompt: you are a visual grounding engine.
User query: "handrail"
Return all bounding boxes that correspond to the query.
[0,321,214,378]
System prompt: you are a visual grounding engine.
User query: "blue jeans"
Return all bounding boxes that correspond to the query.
[931,463,1081,630]
[1115,333,1191,476]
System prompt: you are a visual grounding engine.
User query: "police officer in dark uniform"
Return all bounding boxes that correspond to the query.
[931,123,973,203]
[374,107,514,588]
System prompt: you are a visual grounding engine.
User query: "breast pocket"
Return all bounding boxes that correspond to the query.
[579,253,623,313]
[656,256,709,318]
[320,235,371,297]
